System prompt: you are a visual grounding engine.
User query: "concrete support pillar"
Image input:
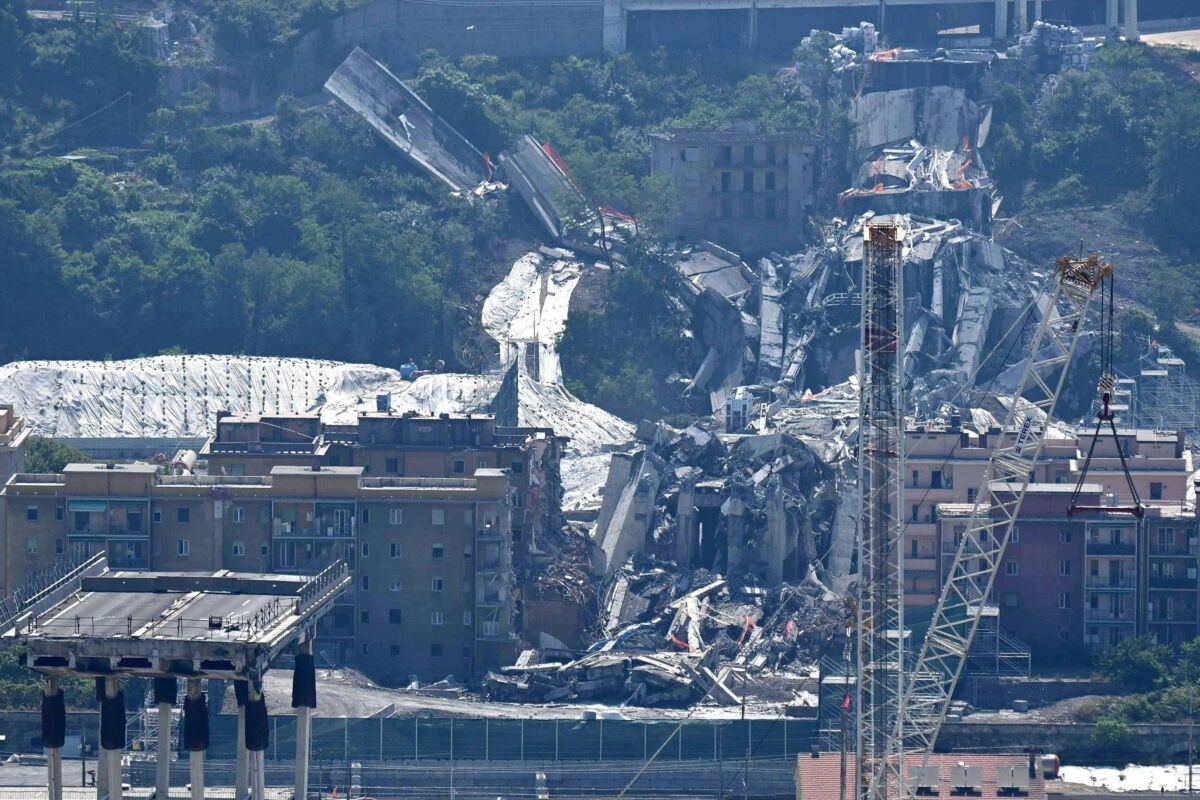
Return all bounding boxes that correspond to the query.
[747,0,758,50]
[185,680,204,800]
[236,702,249,800]
[602,0,626,53]
[1124,0,1138,39]
[45,678,63,800]
[103,679,122,800]
[1016,0,1028,34]
[155,702,170,800]
[1107,0,1120,37]
[1034,0,1042,22]
[994,0,1009,42]
[294,639,316,800]
[249,683,267,800]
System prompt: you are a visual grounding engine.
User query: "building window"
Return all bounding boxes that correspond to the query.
[463,543,473,558]
[361,643,370,656]
[453,459,465,474]
[1058,629,1070,641]
[482,620,500,636]
[765,197,776,219]
[360,508,370,525]
[511,461,524,474]
[1160,527,1175,547]
[390,542,402,559]
[26,538,37,555]
[513,492,524,509]
[1005,561,1018,576]
[360,610,370,624]
[720,172,732,192]
[463,645,472,659]
[232,507,245,524]
[512,528,523,543]
[389,609,402,624]
[432,543,444,559]
[232,541,245,557]
[742,170,754,192]
[153,509,162,524]
[1058,592,1071,609]
[55,506,64,522]
[390,645,400,655]
[1151,482,1163,500]
[1010,528,1019,544]
[1059,560,1071,576]
[463,611,473,626]
[361,542,369,557]
[1164,562,1176,579]
[476,456,488,470]
[431,611,444,626]
[177,508,190,523]
[432,576,444,592]
[1003,593,1019,608]
[261,544,269,556]
[911,505,920,522]
[360,575,369,591]
[1060,529,1072,544]
[389,508,403,526]
[385,457,399,473]
[390,577,402,592]
[432,509,445,527]
[743,145,754,164]
[431,643,444,657]
[25,506,37,522]
[718,145,732,166]
[765,145,776,165]
[967,487,976,504]
[177,539,190,557]
[720,197,733,219]
[765,171,776,191]
[55,539,64,555]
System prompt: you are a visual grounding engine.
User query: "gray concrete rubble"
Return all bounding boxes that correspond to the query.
[324,47,493,192]
[486,567,842,709]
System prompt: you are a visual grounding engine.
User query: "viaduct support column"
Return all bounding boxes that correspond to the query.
[1034,0,1042,22]
[1016,0,1028,33]
[748,0,758,49]
[1124,0,1138,39]
[1107,0,1120,37]
[152,678,177,800]
[602,0,627,53]
[100,678,124,800]
[235,681,250,800]
[183,679,208,800]
[293,639,318,800]
[246,683,270,799]
[43,678,66,800]
[994,0,1008,42]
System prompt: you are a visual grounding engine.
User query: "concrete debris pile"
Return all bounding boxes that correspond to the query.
[592,416,840,590]
[1014,21,1092,71]
[761,213,1042,419]
[487,568,844,708]
[841,140,996,233]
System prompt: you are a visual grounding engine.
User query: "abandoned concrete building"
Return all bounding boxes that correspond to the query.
[1,462,517,682]
[650,125,819,253]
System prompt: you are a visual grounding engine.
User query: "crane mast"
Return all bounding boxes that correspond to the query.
[857,219,907,800]
[871,255,1112,799]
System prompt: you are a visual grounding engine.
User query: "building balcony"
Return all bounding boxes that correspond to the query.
[1086,542,1136,556]
[1150,542,1200,557]
[67,527,150,540]
[272,520,355,539]
[1149,616,1196,624]
[1086,575,1136,589]
[1150,577,1197,590]
[1084,608,1135,623]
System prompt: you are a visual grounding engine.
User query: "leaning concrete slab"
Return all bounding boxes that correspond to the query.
[325,47,490,192]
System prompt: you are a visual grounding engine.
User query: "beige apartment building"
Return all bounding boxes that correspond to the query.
[200,411,563,567]
[2,462,516,682]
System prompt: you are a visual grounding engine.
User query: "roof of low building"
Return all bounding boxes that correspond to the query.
[796,753,1047,800]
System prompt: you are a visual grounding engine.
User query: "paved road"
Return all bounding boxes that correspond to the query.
[1143,28,1200,50]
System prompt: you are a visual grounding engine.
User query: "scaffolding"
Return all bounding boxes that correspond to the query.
[857,219,906,800]
[1139,344,1200,438]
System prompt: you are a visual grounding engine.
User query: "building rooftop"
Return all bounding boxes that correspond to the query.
[797,753,1046,800]
[269,465,364,477]
[63,462,158,475]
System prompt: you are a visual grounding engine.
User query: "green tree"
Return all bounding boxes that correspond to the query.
[1090,716,1133,754]
[23,437,90,473]
[1098,636,1174,692]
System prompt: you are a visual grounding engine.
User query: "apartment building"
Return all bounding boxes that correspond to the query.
[904,417,1193,610]
[200,410,563,566]
[649,123,818,253]
[2,462,516,682]
[0,404,30,597]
